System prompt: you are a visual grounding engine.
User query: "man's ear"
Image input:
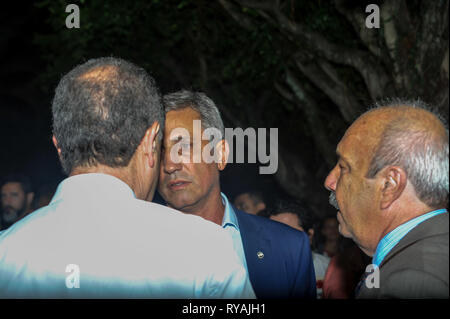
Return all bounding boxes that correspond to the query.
[142,122,160,168]
[26,192,34,208]
[378,166,407,210]
[256,202,266,212]
[307,229,314,242]
[52,135,62,160]
[216,139,229,171]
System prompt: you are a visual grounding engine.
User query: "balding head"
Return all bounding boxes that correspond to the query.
[360,101,449,208]
[52,57,164,175]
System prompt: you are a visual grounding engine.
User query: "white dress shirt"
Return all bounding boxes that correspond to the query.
[220,193,248,271]
[0,173,255,298]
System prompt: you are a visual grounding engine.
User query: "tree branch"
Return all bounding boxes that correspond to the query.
[334,0,387,63]
[236,0,393,100]
[284,68,336,166]
[274,80,295,103]
[218,0,256,31]
[415,0,449,76]
[380,0,409,91]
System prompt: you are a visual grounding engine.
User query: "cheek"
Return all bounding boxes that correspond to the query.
[197,164,217,185]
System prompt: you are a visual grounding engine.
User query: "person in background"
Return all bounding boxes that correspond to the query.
[316,216,341,258]
[0,173,34,230]
[234,190,266,215]
[321,238,370,299]
[34,182,59,209]
[324,99,448,298]
[260,199,330,298]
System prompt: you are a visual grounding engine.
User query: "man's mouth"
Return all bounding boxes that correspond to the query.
[167,180,191,191]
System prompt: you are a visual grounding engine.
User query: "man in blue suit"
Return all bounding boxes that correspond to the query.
[156,90,316,298]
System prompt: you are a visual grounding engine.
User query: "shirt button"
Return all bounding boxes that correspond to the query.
[257,251,264,259]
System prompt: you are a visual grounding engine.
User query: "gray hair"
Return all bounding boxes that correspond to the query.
[366,99,449,208]
[162,90,225,139]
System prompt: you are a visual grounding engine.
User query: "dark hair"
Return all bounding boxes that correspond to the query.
[163,90,225,139]
[236,190,265,205]
[0,173,33,194]
[52,57,164,174]
[262,199,315,231]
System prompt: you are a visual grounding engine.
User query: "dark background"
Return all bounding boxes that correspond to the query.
[1,0,448,217]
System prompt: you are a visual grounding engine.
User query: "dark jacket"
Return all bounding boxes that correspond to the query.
[357,212,449,299]
[235,207,316,298]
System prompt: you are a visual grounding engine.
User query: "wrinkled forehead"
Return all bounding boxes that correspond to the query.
[338,119,376,151]
[337,111,389,167]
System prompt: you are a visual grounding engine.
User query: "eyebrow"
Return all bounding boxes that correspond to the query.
[336,150,351,167]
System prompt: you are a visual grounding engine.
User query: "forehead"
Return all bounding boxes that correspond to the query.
[165,107,201,134]
[1,182,24,194]
[235,193,253,203]
[337,113,385,167]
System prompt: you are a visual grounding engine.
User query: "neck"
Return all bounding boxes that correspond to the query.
[382,205,433,239]
[70,164,138,196]
[369,197,435,256]
[178,188,225,226]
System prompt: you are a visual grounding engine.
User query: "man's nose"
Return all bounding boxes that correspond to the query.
[324,167,337,191]
[163,147,182,175]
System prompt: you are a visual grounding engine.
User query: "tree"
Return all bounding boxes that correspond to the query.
[33,0,449,217]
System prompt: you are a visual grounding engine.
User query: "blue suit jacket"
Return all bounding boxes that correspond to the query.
[234,207,316,298]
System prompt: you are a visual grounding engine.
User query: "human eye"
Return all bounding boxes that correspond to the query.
[338,162,347,173]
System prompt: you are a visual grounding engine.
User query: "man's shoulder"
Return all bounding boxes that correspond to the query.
[367,213,450,298]
[381,227,449,275]
[134,199,226,232]
[382,213,449,270]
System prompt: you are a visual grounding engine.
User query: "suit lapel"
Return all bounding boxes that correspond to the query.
[234,208,276,297]
[234,208,271,264]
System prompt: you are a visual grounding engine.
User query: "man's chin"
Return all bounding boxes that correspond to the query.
[337,216,352,238]
[338,225,352,238]
[164,195,196,213]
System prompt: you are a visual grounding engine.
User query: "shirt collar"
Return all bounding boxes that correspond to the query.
[50,173,136,204]
[372,208,447,267]
[220,193,240,231]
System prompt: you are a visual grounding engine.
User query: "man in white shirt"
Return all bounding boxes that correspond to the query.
[0,57,255,298]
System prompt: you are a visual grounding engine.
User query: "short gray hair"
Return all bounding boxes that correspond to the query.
[163,90,225,139]
[366,99,449,208]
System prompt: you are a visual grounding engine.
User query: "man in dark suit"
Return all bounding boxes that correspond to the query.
[324,99,449,298]
[156,90,316,299]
